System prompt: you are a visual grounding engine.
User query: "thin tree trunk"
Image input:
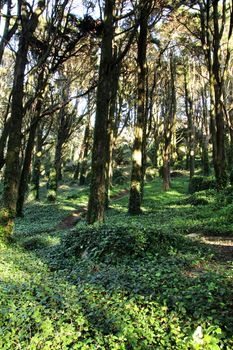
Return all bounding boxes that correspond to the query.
[16,101,42,216]
[184,67,195,179]
[0,118,11,170]
[31,125,43,200]
[162,53,176,190]
[201,88,210,176]
[105,48,120,209]
[79,117,91,186]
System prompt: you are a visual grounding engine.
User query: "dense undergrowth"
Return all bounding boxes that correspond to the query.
[0,176,233,349]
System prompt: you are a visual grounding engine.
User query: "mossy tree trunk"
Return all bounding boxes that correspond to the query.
[128,3,149,215]
[87,0,115,224]
[0,117,10,170]
[201,85,210,176]
[162,53,176,191]
[31,124,43,201]
[184,65,195,179]
[16,99,42,217]
[199,0,232,189]
[79,116,91,186]
[16,121,38,216]
[2,1,44,215]
[1,1,45,241]
[105,47,121,209]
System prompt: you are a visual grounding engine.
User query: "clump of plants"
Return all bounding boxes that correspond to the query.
[0,208,14,242]
[189,176,216,194]
[179,189,216,206]
[60,221,205,264]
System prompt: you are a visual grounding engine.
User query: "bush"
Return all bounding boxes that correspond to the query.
[189,176,216,194]
[216,186,233,206]
[61,223,147,262]
[180,190,216,206]
[60,222,199,264]
[21,236,51,250]
[222,203,233,224]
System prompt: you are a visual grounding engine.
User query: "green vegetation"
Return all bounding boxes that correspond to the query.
[0,177,233,349]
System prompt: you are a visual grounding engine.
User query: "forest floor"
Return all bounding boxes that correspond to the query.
[1,176,233,349]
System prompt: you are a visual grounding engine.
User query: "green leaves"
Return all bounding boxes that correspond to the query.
[1,177,233,348]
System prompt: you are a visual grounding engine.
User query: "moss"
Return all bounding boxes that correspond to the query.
[0,208,14,242]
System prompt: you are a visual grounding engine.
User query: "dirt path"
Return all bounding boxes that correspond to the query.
[187,233,233,275]
[202,236,233,264]
[57,188,129,230]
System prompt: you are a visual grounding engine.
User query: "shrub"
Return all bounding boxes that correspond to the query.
[222,203,233,224]
[216,186,233,206]
[60,222,199,264]
[180,190,216,206]
[189,176,216,194]
[21,236,51,250]
[0,208,14,242]
[61,223,147,262]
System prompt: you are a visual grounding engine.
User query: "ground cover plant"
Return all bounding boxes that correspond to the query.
[0,176,233,349]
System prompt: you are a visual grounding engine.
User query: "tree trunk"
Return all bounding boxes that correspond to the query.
[31,125,43,200]
[162,53,176,190]
[79,117,91,186]
[87,0,115,224]
[201,88,210,176]
[184,66,195,179]
[105,48,120,209]
[1,2,44,217]
[16,100,42,216]
[128,4,148,215]
[0,118,10,170]
[2,32,30,214]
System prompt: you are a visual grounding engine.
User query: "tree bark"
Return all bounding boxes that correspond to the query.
[16,100,42,216]
[87,0,115,224]
[2,1,44,215]
[184,66,195,179]
[105,47,120,209]
[2,31,30,213]
[79,116,91,186]
[128,4,149,215]
[162,53,176,191]
[31,125,43,200]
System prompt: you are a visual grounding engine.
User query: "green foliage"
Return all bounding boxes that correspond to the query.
[222,203,233,224]
[60,221,197,263]
[0,208,14,242]
[1,176,233,349]
[47,168,57,202]
[180,190,216,206]
[189,176,216,194]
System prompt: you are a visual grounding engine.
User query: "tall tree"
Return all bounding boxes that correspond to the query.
[87,0,115,224]
[198,0,233,188]
[2,0,45,215]
[128,1,151,214]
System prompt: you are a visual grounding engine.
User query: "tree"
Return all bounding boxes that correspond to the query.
[87,0,115,224]
[2,0,46,215]
[128,1,151,214]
